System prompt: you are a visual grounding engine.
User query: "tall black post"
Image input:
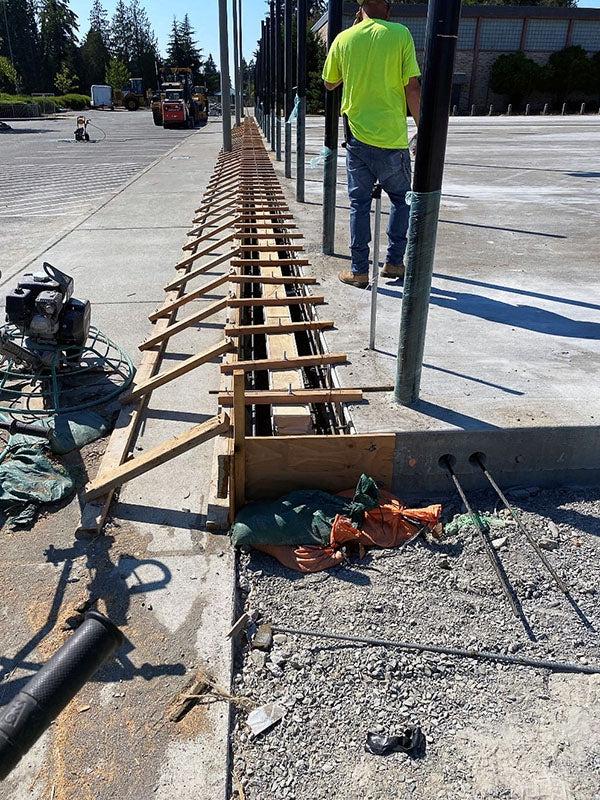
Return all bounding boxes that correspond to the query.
[269,4,276,151]
[218,0,232,151]
[395,0,462,405]
[284,0,294,177]
[296,0,307,202]
[275,0,283,160]
[322,0,343,255]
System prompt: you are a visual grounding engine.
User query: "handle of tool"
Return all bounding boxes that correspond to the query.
[0,611,123,780]
[369,191,382,350]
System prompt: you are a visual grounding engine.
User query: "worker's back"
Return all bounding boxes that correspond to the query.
[323,18,420,149]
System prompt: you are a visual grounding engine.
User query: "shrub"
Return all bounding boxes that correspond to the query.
[55,94,91,110]
[0,57,19,93]
[489,52,544,108]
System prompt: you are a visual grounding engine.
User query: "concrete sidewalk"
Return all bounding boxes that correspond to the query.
[0,120,235,800]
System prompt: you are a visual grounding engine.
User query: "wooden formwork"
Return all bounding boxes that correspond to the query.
[80,119,362,533]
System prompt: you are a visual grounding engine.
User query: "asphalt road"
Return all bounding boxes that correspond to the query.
[0,109,194,270]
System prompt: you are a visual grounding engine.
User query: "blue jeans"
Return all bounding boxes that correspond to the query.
[346,133,412,275]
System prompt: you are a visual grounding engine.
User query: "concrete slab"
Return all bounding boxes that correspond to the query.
[270,115,600,491]
[0,117,235,800]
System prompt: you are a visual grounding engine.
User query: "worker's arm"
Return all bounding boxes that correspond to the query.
[322,37,342,93]
[324,79,342,91]
[405,77,421,127]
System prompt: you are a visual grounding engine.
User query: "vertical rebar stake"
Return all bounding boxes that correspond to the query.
[369,184,382,350]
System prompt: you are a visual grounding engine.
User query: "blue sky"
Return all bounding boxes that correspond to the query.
[70,0,265,64]
[71,0,599,66]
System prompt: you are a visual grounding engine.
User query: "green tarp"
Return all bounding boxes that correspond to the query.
[230,474,379,549]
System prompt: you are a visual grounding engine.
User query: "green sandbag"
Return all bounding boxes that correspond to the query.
[0,435,74,528]
[230,474,379,549]
[45,410,108,454]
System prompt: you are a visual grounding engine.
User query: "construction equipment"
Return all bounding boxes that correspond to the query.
[74,115,90,142]
[2,263,91,367]
[150,67,203,129]
[119,77,146,111]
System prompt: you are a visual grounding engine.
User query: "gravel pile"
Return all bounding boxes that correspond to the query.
[230,486,600,800]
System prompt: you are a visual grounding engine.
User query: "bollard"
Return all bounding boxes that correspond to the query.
[452,104,457,116]
[507,104,512,115]
[543,103,549,115]
[580,102,585,115]
[488,104,493,116]
[562,102,567,115]
[525,103,530,115]
[470,104,475,116]
[0,612,123,780]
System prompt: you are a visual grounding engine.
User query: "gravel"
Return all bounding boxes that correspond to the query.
[230,486,600,800]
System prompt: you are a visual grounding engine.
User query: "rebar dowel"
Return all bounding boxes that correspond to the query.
[369,185,382,350]
[473,457,585,618]
[441,457,522,621]
[0,612,123,780]
[272,625,600,675]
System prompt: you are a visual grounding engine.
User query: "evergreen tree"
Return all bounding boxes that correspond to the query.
[128,0,158,86]
[0,55,19,92]
[80,27,110,88]
[110,0,133,66]
[0,0,40,92]
[203,53,220,94]
[178,14,202,73]
[39,0,79,92]
[166,17,184,66]
[89,0,110,44]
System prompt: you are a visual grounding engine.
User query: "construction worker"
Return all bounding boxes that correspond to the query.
[322,0,421,287]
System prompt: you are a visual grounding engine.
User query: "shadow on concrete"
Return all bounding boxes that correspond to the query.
[410,399,500,430]
[0,128,54,135]
[0,536,184,705]
[115,501,206,530]
[144,409,212,424]
[439,218,566,239]
[377,283,600,340]
[423,363,525,396]
[433,272,600,313]
[568,171,600,178]
[430,287,600,340]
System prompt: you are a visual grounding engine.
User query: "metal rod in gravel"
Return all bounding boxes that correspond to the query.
[440,455,529,631]
[472,453,592,628]
[272,625,600,675]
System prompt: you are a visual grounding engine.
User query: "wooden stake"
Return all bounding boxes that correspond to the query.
[225,320,334,337]
[232,369,246,513]
[220,352,348,374]
[84,414,231,501]
[218,389,363,406]
[140,297,228,350]
[122,340,234,402]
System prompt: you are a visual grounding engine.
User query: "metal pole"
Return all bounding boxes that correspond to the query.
[395,0,462,404]
[269,4,276,151]
[322,0,343,255]
[296,0,307,202]
[369,185,382,350]
[284,0,293,177]
[231,0,241,126]
[275,0,283,161]
[264,20,271,138]
[238,0,244,116]
[218,0,233,152]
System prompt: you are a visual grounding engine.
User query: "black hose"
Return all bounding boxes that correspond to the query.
[0,611,123,780]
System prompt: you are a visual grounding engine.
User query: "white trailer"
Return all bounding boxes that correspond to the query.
[90,85,113,109]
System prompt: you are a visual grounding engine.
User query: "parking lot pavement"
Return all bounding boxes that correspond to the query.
[0,110,194,270]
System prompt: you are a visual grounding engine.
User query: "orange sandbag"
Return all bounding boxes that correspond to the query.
[331,490,442,549]
[254,543,345,573]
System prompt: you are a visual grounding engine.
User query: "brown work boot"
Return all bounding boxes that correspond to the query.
[380,263,405,280]
[338,270,368,288]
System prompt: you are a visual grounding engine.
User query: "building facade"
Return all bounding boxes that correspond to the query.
[313,3,600,112]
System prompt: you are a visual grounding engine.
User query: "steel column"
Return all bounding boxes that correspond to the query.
[218,0,232,151]
[395,0,462,404]
[296,0,307,202]
[284,0,294,177]
[322,0,343,255]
